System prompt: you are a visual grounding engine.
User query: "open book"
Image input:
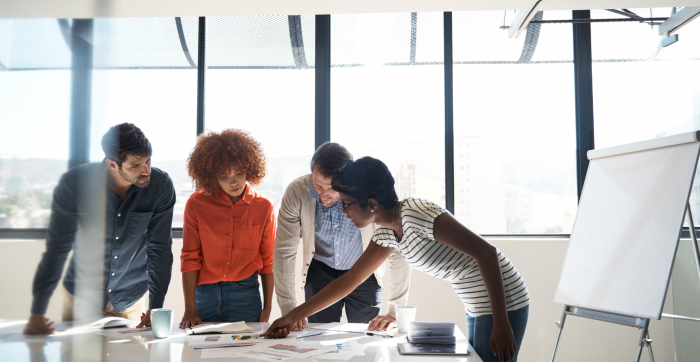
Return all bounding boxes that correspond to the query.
[187,321,253,335]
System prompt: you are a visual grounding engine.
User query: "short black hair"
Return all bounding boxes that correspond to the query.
[331,156,398,210]
[101,123,152,167]
[310,142,353,178]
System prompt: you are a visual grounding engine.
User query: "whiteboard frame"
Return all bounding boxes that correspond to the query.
[555,131,700,320]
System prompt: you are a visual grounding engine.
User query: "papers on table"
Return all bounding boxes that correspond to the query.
[200,342,336,361]
[189,334,266,349]
[311,322,396,337]
[300,340,369,359]
[98,327,153,338]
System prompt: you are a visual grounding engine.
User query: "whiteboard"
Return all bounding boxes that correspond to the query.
[554,131,700,319]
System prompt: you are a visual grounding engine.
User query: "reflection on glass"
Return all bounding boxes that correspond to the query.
[453,10,577,234]
[205,15,316,209]
[331,12,445,206]
[590,8,700,219]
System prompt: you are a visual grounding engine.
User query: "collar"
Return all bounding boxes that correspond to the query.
[218,183,254,205]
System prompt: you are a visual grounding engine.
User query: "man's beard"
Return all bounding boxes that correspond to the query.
[119,168,150,188]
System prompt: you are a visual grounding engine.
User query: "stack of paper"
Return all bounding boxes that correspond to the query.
[407,321,456,345]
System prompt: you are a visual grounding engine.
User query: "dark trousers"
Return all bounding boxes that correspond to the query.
[304,258,382,323]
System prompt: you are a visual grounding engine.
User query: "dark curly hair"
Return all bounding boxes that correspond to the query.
[101,123,152,168]
[331,156,398,210]
[187,129,267,195]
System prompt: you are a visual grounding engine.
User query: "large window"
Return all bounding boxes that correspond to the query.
[331,13,446,205]
[205,15,316,209]
[591,8,700,218]
[453,11,578,234]
[0,19,71,228]
[89,18,200,227]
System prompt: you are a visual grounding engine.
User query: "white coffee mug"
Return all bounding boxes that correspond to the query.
[395,306,417,334]
[150,308,174,339]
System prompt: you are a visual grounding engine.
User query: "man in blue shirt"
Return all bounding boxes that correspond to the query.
[274,143,411,331]
[24,123,176,335]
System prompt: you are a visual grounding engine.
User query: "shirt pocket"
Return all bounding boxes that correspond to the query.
[233,222,264,250]
[128,212,153,239]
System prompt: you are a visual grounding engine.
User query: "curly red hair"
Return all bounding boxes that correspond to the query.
[187,129,267,195]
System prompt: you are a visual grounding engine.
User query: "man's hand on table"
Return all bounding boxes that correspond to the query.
[137,309,152,328]
[368,315,397,331]
[290,318,307,332]
[23,314,56,335]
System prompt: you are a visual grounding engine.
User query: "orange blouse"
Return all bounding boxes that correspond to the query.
[181,184,275,284]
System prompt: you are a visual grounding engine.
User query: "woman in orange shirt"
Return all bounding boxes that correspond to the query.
[179,129,275,327]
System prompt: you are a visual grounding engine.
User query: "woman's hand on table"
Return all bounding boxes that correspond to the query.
[368,315,397,331]
[264,315,297,338]
[179,310,202,329]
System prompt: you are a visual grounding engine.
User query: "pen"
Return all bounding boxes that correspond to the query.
[366,332,393,338]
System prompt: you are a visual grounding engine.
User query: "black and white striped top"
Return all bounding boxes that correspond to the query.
[372,198,530,317]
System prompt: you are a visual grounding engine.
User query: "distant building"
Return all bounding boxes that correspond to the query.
[454,136,507,233]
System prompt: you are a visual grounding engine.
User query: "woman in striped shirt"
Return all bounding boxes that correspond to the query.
[266,157,529,362]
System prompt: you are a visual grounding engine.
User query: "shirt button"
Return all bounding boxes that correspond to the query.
[118,214,121,217]
[229,248,231,250]
[108,289,112,292]
[114,256,118,259]
[116,237,119,240]
[227,262,230,264]
[111,273,115,276]
[336,254,339,256]
[334,225,338,228]
[230,233,232,235]
[224,274,226,277]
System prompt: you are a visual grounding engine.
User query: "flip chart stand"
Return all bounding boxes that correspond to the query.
[550,204,700,362]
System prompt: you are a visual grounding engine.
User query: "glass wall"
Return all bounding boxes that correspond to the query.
[0,19,72,228]
[205,15,315,209]
[89,17,199,227]
[590,7,700,220]
[330,12,446,206]
[452,11,578,234]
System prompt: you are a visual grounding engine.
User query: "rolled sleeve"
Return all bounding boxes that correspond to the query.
[258,203,276,275]
[181,194,204,273]
[146,176,176,310]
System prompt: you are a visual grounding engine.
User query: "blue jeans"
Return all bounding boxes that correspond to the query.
[195,272,262,323]
[467,306,529,362]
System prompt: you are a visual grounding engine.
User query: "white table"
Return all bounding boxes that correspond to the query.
[0,321,482,362]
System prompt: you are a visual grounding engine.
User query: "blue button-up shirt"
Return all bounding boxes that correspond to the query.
[309,184,362,270]
[31,162,176,314]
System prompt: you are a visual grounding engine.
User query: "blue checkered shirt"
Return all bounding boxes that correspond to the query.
[309,184,363,270]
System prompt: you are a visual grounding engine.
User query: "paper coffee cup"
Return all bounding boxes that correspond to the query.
[395,306,417,334]
[151,308,174,339]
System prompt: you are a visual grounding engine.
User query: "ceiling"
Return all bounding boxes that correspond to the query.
[1,0,699,19]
